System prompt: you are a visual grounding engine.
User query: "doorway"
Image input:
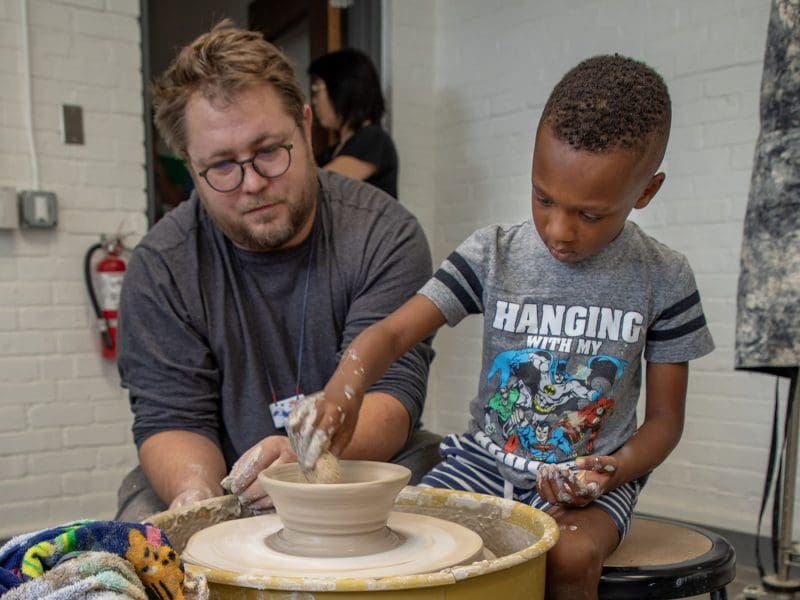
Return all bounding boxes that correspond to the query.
[140,0,383,226]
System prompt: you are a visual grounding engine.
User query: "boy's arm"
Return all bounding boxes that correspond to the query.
[337,391,411,461]
[608,361,688,485]
[289,294,447,467]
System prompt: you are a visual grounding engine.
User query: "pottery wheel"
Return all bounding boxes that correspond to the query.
[182,511,487,578]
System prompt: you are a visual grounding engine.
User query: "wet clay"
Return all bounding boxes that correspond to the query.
[256,460,411,556]
[181,461,487,577]
[182,511,486,577]
[303,450,341,484]
[147,486,559,597]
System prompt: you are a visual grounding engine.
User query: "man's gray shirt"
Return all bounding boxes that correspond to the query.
[118,170,433,467]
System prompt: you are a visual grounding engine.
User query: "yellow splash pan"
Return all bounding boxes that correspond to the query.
[147,485,559,599]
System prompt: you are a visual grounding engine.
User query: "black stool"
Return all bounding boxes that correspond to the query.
[599,515,736,599]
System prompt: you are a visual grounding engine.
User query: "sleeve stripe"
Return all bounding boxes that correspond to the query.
[656,290,700,322]
[433,269,481,314]
[446,251,484,300]
[648,315,707,342]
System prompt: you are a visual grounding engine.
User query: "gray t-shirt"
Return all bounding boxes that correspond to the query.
[420,220,714,488]
[118,170,433,468]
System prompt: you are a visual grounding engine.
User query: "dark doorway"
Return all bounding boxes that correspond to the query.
[140,0,382,227]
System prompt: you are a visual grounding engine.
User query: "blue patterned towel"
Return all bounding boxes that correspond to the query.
[0,520,184,599]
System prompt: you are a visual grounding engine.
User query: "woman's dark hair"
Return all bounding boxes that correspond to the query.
[308,48,385,130]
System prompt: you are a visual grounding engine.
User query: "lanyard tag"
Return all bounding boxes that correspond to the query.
[270,394,304,429]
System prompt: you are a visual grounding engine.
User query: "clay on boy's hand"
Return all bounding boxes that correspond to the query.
[303,449,342,484]
[575,454,617,474]
[569,469,602,500]
[537,463,601,507]
[286,391,340,471]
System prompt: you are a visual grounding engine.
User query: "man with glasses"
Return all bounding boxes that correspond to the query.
[114,21,438,520]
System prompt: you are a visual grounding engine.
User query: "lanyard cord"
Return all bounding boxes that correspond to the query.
[293,231,315,397]
[244,231,316,404]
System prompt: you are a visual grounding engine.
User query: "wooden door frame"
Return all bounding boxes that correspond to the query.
[249,0,345,153]
[248,0,344,59]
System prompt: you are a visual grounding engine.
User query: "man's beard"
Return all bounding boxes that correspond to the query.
[242,170,317,250]
[202,168,319,251]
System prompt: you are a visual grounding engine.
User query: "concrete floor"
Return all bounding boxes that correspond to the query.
[686,548,799,600]
[730,564,800,600]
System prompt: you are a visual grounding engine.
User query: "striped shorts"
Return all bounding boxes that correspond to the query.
[419,433,644,540]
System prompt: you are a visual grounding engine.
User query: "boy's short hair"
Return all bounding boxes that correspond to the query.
[541,54,671,158]
[151,19,306,159]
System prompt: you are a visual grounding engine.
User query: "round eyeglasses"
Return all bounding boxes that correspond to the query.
[197,143,294,193]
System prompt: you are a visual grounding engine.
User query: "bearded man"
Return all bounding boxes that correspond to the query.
[115,21,438,521]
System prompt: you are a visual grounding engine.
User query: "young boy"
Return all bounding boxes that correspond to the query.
[289,54,714,599]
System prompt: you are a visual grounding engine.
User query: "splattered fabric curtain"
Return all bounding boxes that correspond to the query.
[735,0,800,376]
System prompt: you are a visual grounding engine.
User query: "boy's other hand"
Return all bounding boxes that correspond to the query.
[537,456,618,507]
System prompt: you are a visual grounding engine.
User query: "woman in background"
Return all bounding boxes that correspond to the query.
[308,48,399,198]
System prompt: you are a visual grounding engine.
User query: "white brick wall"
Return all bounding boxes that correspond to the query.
[391,0,782,536]
[0,0,144,538]
[0,0,785,541]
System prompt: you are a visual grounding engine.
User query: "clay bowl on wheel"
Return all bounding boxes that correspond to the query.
[258,460,411,557]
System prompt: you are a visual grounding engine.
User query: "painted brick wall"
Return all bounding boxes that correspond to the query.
[0,0,145,537]
[391,0,783,536]
[0,0,785,541]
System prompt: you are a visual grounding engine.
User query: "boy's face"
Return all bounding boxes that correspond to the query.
[531,124,664,263]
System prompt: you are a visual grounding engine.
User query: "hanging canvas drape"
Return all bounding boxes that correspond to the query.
[735,0,800,377]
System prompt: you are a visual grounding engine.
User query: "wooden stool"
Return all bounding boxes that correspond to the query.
[599,515,736,599]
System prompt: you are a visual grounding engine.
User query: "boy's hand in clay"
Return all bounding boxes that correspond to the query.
[286,384,362,474]
[220,435,296,512]
[286,392,334,472]
[287,389,360,472]
[536,455,617,508]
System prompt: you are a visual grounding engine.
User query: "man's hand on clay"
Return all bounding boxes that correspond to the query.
[169,486,216,510]
[220,435,296,512]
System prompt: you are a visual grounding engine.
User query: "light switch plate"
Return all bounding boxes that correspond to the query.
[62,104,84,145]
[0,187,18,229]
[19,190,58,228]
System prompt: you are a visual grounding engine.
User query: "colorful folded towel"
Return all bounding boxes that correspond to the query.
[0,520,184,599]
[1,551,146,600]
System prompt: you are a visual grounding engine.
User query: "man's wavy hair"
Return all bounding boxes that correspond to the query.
[151,20,305,159]
[541,54,671,161]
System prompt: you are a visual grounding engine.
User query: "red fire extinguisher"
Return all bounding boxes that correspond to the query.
[84,235,127,360]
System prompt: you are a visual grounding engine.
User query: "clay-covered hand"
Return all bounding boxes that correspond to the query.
[169,485,216,510]
[287,388,359,472]
[536,455,618,508]
[220,435,296,512]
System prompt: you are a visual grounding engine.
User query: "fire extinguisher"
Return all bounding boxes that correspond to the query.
[84,235,127,360]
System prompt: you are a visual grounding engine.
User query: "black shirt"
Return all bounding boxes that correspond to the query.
[317,124,399,198]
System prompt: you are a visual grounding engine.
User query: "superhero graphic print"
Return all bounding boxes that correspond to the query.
[482,346,625,464]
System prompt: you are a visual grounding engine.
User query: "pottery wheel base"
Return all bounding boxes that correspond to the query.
[182,511,487,578]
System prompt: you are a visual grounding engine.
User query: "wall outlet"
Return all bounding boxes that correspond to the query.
[19,190,58,229]
[0,187,18,230]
